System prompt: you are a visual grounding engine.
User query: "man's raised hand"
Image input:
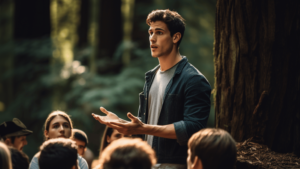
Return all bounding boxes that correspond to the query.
[92,107,124,125]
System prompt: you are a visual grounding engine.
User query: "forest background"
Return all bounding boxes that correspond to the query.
[0,0,216,159]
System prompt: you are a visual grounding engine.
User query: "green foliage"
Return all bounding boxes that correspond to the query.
[0,0,216,159]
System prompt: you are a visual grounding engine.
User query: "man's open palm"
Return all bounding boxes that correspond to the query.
[92,107,121,125]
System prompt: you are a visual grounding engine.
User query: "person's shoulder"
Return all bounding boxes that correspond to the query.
[78,154,88,169]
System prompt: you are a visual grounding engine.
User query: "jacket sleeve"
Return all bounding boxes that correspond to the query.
[173,75,211,145]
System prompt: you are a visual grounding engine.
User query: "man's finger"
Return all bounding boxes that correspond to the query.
[99,107,110,115]
[127,112,138,122]
[108,122,124,130]
[110,122,127,127]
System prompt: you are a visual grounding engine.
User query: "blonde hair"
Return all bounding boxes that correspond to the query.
[0,142,12,169]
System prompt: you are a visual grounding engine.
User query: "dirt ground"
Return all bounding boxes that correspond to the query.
[236,138,300,169]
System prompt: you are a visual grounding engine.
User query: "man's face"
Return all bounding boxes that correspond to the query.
[148,21,174,58]
[6,135,28,151]
[73,138,86,156]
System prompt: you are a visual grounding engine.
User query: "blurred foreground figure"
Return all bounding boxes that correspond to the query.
[0,142,13,169]
[71,128,94,168]
[39,138,78,169]
[0,118,33,151]
[92,9,211,169]
[187,128,237,169]
[96,138,156,169]
[9,147,29,169]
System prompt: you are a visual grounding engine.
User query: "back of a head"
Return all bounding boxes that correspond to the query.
[0,142,12,169]
[39,138,78,169]
[9,147,29,169]
[188,128,237,169]
[99,138,156,169]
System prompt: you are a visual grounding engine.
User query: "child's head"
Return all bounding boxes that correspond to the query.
[187,128,237,169]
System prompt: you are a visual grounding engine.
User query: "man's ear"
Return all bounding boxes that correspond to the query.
[172,32,181,44]
[4,138,12,146]
[44,130,49,140]
[192,156,203,169]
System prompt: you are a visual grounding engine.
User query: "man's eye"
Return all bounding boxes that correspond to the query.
[53,125,59,128]
[158,32,162,35]
[63,124,69,128]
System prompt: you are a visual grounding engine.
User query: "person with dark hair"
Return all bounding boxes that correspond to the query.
[71,129,95,168]
[0,142,12,169]
[29,111,88,169]
[187,128,237,169]
[71,129,88,156]
[39,138,78,169]
[8,147,29,169]
[0,118,33,151]
[96,138,156,169]
[93,9,211,168]
[92,126,128,169]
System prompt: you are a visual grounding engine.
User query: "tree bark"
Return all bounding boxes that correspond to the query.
[214,0,300,155]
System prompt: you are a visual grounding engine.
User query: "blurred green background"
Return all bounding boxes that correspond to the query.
[0,0,216,159]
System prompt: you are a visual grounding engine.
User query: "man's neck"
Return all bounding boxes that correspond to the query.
[158,49,182,72]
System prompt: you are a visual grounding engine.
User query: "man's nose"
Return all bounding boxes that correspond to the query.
[24,139,28,145]
[149,34,156,42]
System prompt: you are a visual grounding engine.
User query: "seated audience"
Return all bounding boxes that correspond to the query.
[8,147,29,169]
[187,128,237,169]
[39,138,78,169]
[29,110,88,169]
[0,142,13,169]
[71,128,94,168]
[96,138,156,169]
[0,118,33,151]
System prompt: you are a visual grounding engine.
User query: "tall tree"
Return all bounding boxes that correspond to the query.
[214,0,300,155]
[0,0,14,111]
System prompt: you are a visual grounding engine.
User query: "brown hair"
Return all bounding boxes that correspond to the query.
[98,138,156,169]
[44,110,73,140]
[146,9,185,47]
[0,142,12,169]
[188,128,237,169]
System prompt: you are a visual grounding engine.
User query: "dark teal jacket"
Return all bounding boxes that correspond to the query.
[138,56,211,164]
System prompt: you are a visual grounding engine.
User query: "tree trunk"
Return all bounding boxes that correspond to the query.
[214,0,300,155]
[0,0,14,111]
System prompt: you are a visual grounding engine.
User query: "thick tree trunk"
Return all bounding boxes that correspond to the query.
[214,0,300,155]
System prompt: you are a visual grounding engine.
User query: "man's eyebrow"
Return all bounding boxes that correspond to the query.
[148,28,165,31]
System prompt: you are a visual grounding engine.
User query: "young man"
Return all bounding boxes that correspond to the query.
[71,129,88,156]
[39,138,78,169]
[92,9,211,168]
[98,138,156,169]
[71,129,94,168]
[0,118,33,151]
[187,128,237,169]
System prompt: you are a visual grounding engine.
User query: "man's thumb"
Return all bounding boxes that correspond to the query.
[127,112,137,122]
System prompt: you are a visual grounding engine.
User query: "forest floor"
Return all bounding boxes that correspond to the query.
[236,138,300,169]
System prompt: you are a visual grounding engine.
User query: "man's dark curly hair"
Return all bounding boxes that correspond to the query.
[146,9,185,47]
[39,138,78,169]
